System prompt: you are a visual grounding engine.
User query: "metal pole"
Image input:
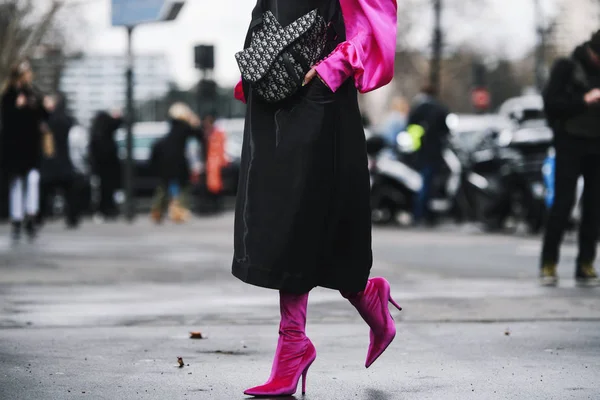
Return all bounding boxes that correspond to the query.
[534,0,545,91]
[430,0,443,95]
[125,26,135,222]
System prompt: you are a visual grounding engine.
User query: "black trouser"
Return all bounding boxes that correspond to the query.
[40,178,80,226]
[98,175,119,217]
[541,148,600,269]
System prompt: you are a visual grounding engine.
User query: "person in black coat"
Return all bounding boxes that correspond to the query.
[39,93,80,228]
[406,84,450,226]
[149,103,201,223]
[540,30,600,287]
[89,110,123,219]
[0,60,49,240]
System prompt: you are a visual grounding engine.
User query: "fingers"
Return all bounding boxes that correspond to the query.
[302,68,317,86]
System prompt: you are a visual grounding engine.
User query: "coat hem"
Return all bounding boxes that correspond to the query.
[232,259,370,294]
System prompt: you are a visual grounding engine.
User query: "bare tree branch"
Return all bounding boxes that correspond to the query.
[0,0,65,85]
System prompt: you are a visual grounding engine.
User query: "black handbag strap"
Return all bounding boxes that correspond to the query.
[246,0,341,44]
[244,0,266,50]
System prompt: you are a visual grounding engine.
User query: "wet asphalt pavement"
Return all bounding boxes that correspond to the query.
[0,213,599,399]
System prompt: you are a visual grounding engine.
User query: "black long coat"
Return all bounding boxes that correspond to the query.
[232,0,372,294]
[0,84,48,178]
[89,112,123,185]
[41,97,75,182]
[150,119,200,186]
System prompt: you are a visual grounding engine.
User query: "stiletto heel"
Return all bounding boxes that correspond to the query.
[301,363,311,394]
[389,296,402,311]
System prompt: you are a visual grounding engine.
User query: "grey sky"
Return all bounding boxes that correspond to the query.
[82,0,558,89]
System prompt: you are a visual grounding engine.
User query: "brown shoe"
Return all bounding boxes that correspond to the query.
[539,264,558,287]
[168,200,190,224]
[576,264,599,287]
[150,209,163,224]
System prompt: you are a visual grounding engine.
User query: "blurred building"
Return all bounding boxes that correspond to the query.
[59,54,170,126]
[553,0,600,55]
[31,47,66,95]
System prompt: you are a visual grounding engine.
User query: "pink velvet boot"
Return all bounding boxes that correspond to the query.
[344,277,402,368]
[244,291,317,397]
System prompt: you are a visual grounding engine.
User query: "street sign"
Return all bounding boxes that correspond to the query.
[111,0,184,27]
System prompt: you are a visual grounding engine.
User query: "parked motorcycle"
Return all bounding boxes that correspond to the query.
[367,134,462,226]
[456,117,551,233]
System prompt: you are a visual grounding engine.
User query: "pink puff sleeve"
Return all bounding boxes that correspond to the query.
[314,0,397,94]
[234,78,246,103]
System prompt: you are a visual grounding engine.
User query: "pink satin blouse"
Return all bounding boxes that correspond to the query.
[235,0,397,102]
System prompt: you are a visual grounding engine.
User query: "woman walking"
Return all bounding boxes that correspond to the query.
[0,61,49,241]
[150,103,201,224]
[232,0,398,396]
[89,111,123,220]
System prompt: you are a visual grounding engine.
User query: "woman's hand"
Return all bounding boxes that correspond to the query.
[584,88,600,105]
[302,68,317,86]
[16,94,26,108]
[303,68,327,87]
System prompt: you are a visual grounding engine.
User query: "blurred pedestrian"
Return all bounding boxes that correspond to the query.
[0,60,50,241]
[540,30,600,287]
[200,111,228,215]
[407,84,450,226]
[89,110,123,220]
[232,0,400,396]
[381,96,409,147]
[150,103,200,224]
[40,93,80,228]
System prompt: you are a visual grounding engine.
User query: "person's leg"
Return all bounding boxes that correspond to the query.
[98,174,110,217]
[168,181,180,199]
[244,291,317,397]
[38,180,50,225]
[9,175,24,240]
[106,177,119,217]
[24,169,40,239]
[179,185,191,210]
[540,148,580,282]
[168,181,190,223]
[151,184,167,223]
[63,178,80,228]
[341,277,402,368]
[413,164,434,225]
[575,155,600,283]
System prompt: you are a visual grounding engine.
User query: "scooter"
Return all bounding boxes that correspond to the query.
[367,134,462,226]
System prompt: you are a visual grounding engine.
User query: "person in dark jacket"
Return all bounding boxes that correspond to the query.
[540,30,600,287]
[150,103,201,223]
[89,110,123,219]
[407,84,450,226]
[39,93,81,228]
[0,60,49,241]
